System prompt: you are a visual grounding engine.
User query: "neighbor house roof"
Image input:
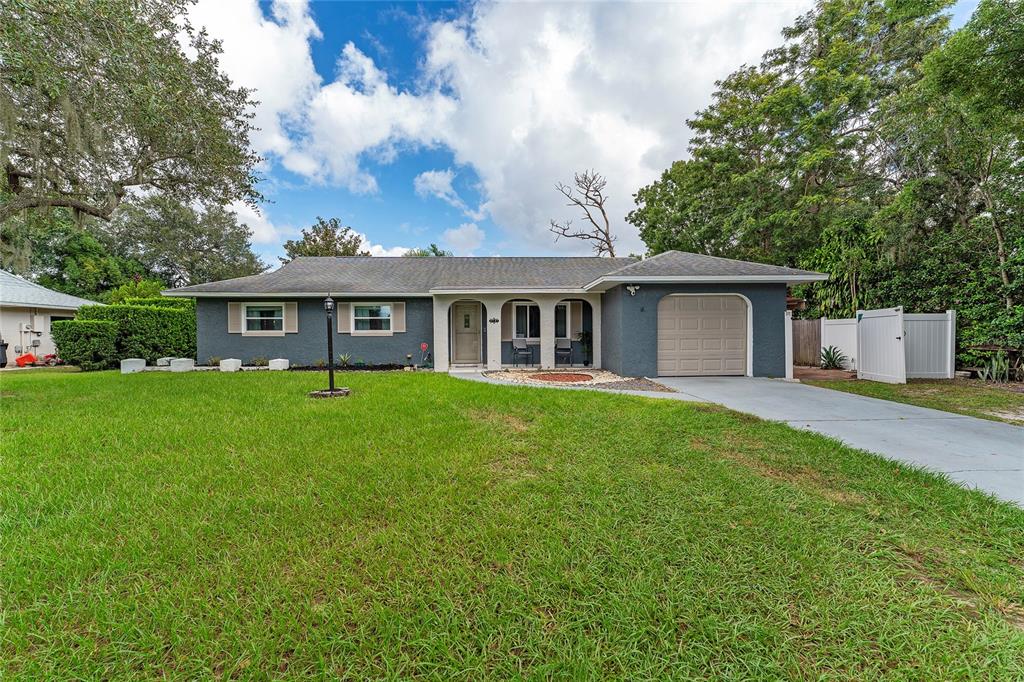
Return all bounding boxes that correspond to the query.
[164,251,827,297]
[0,269,98,310]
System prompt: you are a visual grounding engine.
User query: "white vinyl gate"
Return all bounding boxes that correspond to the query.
[856,307,907,384]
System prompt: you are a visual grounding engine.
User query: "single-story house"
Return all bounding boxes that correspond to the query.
[0,269,97,362]
[164,250,827,377]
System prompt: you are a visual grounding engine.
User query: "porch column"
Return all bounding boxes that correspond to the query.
[432,296,451,372]
[482,296,506,371]
[538,297,557,369]
[588,294,602,369]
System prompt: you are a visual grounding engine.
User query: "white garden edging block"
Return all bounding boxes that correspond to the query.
[220,358,242,372]
[156,357,173,367]
[170,358,195,373]
[120,358,146,374]
[268,358,289,371]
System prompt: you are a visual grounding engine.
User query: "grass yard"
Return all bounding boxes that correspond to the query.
[805,378,1024,426]
[2,371,1022,679]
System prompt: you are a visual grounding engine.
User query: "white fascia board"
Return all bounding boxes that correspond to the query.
[1,301,85,311]
[162,290,433,298]
[428,287,589,295]
[582,274,830,291]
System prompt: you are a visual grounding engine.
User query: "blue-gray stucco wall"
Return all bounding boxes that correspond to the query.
[600,283,788,378]
[196,298,433,366]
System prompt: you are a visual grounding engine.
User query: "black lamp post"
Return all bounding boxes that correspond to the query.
[324,295,336,392]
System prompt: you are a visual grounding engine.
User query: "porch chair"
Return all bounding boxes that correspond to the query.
[511,338,533,367]
[554,338,573,366]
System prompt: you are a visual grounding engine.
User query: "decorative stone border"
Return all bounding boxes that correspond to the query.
[484,369,629,386]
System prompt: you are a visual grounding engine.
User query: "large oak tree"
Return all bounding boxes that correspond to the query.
[0,0,261,223]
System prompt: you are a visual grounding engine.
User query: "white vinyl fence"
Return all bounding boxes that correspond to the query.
[903,311,957,379]
[821,317,858,369]
[816,308,956,384]
[857,307,907,383]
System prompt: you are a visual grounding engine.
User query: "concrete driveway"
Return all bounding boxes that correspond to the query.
[656,377,1024,506]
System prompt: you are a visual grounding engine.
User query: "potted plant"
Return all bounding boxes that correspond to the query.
[575,330,593,366]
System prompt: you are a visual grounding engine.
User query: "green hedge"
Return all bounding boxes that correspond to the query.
[51,320,118,371]
[77,304,196,363]
[122,297,195,310]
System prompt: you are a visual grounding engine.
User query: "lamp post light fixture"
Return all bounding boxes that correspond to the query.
[309,295,350,398]
[324,295,336,392]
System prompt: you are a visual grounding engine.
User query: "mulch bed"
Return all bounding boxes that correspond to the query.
[794,366,857,381]
[308,388,352,398]
[530,372,595,383]
[291,364,409,372]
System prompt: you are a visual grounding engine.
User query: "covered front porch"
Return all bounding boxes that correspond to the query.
[431,292,602,372]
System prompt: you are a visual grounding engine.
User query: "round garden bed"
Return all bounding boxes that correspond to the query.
[528,372,594,383]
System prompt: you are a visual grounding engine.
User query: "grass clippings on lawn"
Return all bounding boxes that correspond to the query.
[806,377,1024,425]
[1,370,1022,679]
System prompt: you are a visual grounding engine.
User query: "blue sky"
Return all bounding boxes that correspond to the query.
[189,0,979,265]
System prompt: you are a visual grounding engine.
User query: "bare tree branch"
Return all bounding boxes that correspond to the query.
[549,170,617,256]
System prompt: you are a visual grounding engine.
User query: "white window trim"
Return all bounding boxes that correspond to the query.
[351,302,393,337]
[242,302,285,337]
[513,302,571,341]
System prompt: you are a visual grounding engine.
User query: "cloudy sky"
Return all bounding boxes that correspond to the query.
[189,0,978,263]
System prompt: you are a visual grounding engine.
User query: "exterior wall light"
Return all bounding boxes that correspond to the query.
[626,285,640,296]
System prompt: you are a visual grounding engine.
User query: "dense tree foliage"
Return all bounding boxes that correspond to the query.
[0,0,261,223]
[404,244,453,257]
[280,217,369,263]
[1,201,266,299]
[629,0,1023,354]
[108,196,266,287]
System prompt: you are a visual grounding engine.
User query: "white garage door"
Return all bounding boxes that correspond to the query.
[657,295,748,376]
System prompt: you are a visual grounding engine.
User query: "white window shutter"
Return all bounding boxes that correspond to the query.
[284,302,298,333]
[228,303,242,333]
[337,302,350,333]
[392,302,406,332]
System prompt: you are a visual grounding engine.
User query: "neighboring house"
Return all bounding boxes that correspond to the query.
[0,269,97,361]
[164,251,827,377]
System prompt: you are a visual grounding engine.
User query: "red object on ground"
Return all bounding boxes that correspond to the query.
[530,372,593,383]
[15,353,37,367]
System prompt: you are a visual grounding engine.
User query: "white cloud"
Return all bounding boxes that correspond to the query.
[231,201,282,244]
[188,0,321,159]
[419,1,812,254]
[355,232,411,257]
[282,42,455,193]
[414,168,459,205]
[193,0,813,254]
[413,168,485,219]
[442,222,485,255]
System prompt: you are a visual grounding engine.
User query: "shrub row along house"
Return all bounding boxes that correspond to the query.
[166,251,826,377]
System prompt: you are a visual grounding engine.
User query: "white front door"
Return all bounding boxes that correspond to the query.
[452,302,481,364]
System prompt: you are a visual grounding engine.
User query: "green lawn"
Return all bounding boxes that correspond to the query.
[805,378,1024,426]
[2,371,1022,679]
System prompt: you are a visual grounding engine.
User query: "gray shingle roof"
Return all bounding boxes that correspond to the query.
[0,269,98,309]
[166,256,639,295]
[594,250,826,281]
[164,251,826,296]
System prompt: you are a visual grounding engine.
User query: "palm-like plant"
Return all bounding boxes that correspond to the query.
[820,345,848,370]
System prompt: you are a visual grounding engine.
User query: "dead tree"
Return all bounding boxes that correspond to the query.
[549,170,617,256]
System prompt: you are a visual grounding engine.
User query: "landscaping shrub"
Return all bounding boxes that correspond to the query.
[820,345,848,370]
[122,297,195,310]
[51,320,118,370]
[77,304,195,363]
